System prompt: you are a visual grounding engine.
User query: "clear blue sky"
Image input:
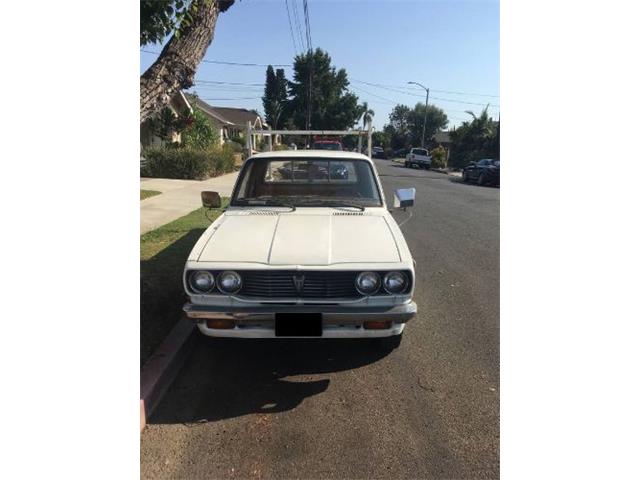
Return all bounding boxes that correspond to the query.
[140,0,499,130]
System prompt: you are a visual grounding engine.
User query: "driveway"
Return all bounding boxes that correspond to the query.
[140,159,500,479]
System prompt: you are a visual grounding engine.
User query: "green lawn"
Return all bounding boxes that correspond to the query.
[140,189,161,200]
[140,200,228,367]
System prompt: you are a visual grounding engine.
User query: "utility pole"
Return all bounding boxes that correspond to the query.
[408,81,429,148]
[305,53,313,147]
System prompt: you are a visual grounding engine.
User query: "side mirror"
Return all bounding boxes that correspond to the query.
[394,188,416,209]
[201,191,221,209]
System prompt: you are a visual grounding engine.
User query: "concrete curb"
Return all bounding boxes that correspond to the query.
[140,316,196,432]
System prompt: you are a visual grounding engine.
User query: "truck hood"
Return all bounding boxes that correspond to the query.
[196,211,401,265]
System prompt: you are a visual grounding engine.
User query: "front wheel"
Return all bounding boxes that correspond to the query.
[477,172,486,186]
[462,170,468,182]
[404,161,410,168]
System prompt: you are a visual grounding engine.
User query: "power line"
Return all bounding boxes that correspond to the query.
[200,96,262,101]
[350,85,496,121]
[140,49,291,67]
[196,80,264,86]
[191,86,263,93]
[302,0,313,52]
[429,88,499,98]
[353,79,499,98]
[352,79,499,104]
[284,0,300,55]
[290,0,306,55]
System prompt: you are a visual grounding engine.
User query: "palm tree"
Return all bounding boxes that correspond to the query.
[464,105,493,137]
[359,102,375,130]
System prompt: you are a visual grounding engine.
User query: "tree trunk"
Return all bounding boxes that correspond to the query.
[140,0,229,123]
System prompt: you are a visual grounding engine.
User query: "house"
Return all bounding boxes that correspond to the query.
[140,92,266,149]
[433,131,451,147]
[184,94,265,147]
[140,91,192,148]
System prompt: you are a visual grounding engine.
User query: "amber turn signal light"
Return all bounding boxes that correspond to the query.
[363,320,392,330]
[206,319,236,329]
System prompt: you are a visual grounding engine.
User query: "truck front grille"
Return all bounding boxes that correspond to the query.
[240,270,359,298]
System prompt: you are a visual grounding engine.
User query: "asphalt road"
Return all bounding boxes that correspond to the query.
[141,159,500,479]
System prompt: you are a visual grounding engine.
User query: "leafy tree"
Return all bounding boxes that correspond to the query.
[409,103,448,146]
[262,66,289,129]
[449,106,499,168]
[287,48,360,131]
[140,0,236,123]
[372,130,390,148]
[384,103,448,149]
[141,0,192,46]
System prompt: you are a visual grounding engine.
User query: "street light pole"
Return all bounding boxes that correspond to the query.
[408,81,429,148]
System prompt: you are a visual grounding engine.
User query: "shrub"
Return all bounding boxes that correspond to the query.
[211,144,236,176]
[225,140,243,153]
[430,145,447,169]
[141,147,209,179]
[182,109,219,149]
[141,145,236,180]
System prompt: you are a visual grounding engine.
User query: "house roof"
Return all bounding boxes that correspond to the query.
[184,93,262,127]
[212,106,262,127]
[433,131,451,144]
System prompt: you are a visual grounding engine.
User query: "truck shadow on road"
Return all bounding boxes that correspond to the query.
[150,335,392,425]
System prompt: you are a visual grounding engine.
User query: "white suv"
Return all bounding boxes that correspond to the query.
[405,148,431,169]
[182,150,417,349]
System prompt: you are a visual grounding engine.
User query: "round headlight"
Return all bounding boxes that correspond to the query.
[355,271,381,295]
[383,271,408,294]
[217,271,242,294]
[190,271,215,293]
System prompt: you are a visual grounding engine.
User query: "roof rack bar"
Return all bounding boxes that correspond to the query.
[252,129,368,136]
[245,125,374,158]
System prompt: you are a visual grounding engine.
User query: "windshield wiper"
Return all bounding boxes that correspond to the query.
[241,199,296,212]
[312,202,366,211]
[265,202,296,212]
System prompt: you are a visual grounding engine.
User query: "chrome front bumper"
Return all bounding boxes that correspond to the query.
[183,301,418,338]
[183,301,417,323]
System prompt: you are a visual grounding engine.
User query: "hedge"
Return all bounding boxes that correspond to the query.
[141,145,236,180]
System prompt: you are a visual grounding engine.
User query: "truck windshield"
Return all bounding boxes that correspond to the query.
[313,142,342,150]
[232,158,383,208]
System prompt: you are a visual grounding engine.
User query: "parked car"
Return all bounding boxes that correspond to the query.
[183,151,418,349]
[372,146,386,159]
[462,159,500,186]
[405,148,431,169]
[312,140,343,151]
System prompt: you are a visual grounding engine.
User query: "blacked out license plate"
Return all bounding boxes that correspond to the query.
[275,313,322,337]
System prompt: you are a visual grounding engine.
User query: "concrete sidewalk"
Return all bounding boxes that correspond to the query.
[140,171,238,234]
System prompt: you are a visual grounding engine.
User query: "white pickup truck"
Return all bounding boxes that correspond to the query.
[405,148,431,169]
[182,150,418,349]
